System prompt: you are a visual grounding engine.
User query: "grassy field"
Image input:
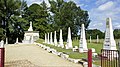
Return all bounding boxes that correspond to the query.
[36,39,120,65]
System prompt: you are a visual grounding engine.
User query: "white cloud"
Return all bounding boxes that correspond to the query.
[97,1,114,11]
[88,1,120,31]
[26,0,50,7]
[25,0,43,6]
[113,23,120,29]
[116,25,120,28]
[92,23,103,27]
[95,0,108,5]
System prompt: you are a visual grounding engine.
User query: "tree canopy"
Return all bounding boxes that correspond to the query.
[0,0,91,43]
[86,29,104,39]
[49,0,90,40]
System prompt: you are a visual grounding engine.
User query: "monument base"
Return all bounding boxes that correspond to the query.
[23,31,39,44]
[79,48,88,53]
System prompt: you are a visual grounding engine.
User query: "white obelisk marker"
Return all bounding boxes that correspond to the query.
[16,38,18,44]
[45,33,47,43]
[50,32,53,45]
[103,18,117,50]
[79,24,88,53]
[59,29,64,48]
[90,36,91,43]
[66,27,72,49]
[54,31,57,46]
[47,33,50,44]
[97,35,99,43]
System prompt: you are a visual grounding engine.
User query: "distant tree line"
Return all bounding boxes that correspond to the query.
[86,29,104,39]
[86,29,120,39]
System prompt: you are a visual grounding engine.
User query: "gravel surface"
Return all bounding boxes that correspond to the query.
[5,44,83,67]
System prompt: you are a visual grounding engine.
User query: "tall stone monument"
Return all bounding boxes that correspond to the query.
[103,18,117,50]
[59,29,64,48]
[45,33,47,43]
[47,33,50,44]
[50,32,53,45]
[65,27,72,49]
[23,21,39,44]
[79,24,88,53]
[54,31,57,46]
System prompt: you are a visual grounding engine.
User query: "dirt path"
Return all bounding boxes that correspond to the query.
[5,44,83,67]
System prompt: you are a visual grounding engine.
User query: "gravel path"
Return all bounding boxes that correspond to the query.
[5,44,83,67]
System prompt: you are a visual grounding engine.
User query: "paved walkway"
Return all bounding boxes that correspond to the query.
[5,44,83,67]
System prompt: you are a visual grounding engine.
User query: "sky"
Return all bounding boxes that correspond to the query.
[25,0,120,32]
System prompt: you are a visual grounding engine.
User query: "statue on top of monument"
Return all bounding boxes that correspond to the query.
[28,21,33,31]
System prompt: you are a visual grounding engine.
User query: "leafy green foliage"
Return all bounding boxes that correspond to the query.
[23,3,50,38]
[114,29,120,39]
[49,0,90,40]
[86,29,104,39]
[0,0,27,43]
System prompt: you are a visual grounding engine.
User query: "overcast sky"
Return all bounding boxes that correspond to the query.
[25,0,120,32]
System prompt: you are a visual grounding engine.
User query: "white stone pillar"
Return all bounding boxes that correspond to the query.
[97,35,99,43]
[0,40,4,48]
[50,32,53,45]
[47,33,50,44]
[16,38,18,44]
[54,31,57,46]
[66,27,72,49]
[90,36,91,43]
[45,33,47,43]
[31,35,34,44]
[103,17,117,50]
[59,29,64,48]
[5,38,8,45]
[79,24,88,53]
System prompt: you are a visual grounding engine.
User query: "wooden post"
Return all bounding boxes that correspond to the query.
[0,40,4,67]
[88,49,92,67]
[0,48,4,67]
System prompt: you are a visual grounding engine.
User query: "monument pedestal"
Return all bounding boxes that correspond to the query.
[23,21,39,44]
[23,31,39,44]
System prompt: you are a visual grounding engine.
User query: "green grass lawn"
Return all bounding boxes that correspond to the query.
[36,38,120,65]
[36,39,104,59]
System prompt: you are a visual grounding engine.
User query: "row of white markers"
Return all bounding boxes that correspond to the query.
[45,27,73,49]
[44,24,88,53]
[44,17,117,53]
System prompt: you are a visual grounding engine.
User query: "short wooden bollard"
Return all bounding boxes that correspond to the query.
[0,40,4,67]
[0,48,4,67]
[88,49,92,67]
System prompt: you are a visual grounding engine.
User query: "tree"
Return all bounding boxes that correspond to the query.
[49,0,90,40]
[0,0,27,43]
[23,2,50,38]
[114,29,120,39]
[86,29,104,39]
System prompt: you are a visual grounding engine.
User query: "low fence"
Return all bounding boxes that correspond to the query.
[101,49,119,67]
